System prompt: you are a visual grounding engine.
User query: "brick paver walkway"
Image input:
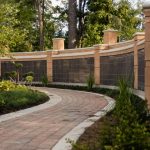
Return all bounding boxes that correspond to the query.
[0,87,108,150]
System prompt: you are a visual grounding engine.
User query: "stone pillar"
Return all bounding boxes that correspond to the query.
[47,51,52,82]
[143,1,150,108]
[52,38,64,50]
[103,29,118,44]
[94,44,109,85]
[133,32,145,89]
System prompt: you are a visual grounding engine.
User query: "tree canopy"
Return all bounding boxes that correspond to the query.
[0,0,143,53]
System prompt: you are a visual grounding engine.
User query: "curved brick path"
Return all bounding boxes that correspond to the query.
[0,87,108,150]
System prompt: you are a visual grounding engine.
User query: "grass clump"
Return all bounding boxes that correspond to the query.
[86,74,95,91]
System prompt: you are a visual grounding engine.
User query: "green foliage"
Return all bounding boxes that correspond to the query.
[0,2,29,54]
[14,62,23,70]
[25,76,33,85]
[112,0,142,41]
[4,71,17,80]
[0,80,16,91]
[0,80,49,114]
[0,80,27,91]
[102,79,150,150]
[41,75,48,86]
[23,71,34,78]
[3,62,23,82]
[81,0,113,46]
[0,88,49,114]
[86,74,95,91]
[79,0,142,47]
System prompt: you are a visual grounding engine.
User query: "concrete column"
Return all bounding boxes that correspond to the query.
[133,32,145,89]
[143,1,150,109]
[103,29,118,44]
[52,38,64,50]
[47,51,52,82]
[93,44,109,85]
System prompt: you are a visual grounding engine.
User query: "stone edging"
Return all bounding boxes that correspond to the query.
[52,93,115,150]
[0,90,62,123]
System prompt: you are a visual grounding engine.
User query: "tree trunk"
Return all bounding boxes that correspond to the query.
[68,0,77,49]
[78,0,86,47]
[36,0,44,51]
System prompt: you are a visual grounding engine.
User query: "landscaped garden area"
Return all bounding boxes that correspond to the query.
[33,79,150,150]
[0,80,49,115]
[70,80,150,150]
[0,0,150,149]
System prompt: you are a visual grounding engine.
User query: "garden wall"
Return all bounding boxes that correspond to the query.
[0,33,145,91]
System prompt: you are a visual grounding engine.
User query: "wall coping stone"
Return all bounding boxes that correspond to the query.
[53,51,94,58]
[100,44,134,54]
[0,55,47,60]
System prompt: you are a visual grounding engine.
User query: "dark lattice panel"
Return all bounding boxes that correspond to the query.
[138,49,145,91]
[100,53,134,86]
[1,60,47,81]
[53,58,94,83]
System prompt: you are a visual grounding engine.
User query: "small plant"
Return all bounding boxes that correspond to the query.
[41,75,48,86]
[25,75,33,86]
[23,71,34,78]
[86,74,95,91]
[4,62,23,83]
[0,80,16,91]
[13,62,23,83]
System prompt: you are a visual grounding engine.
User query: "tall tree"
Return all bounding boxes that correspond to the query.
[79,0,142,46]
[77,0,87,47]
[0,3,28,55]
[112,0,142,41]
[81,0,114,47]
[36,0,45,51]
[68,0,77,49]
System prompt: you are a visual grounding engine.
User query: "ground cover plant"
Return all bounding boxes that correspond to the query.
[0,80,49,115]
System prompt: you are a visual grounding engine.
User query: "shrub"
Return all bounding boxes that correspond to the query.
[0,80,16,91]
[41,75,48,86]
[23,71,34,78]
[25,76,34,85]
[102,79,150,150]
[86,74,95,91]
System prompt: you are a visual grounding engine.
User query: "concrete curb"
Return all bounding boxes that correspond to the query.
[0,89,62,123]
[52,93,115,150]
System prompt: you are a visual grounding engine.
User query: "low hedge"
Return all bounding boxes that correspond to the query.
[0,86,49,115]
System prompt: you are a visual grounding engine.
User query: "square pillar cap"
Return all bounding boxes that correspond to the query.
[143,1,150,9]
